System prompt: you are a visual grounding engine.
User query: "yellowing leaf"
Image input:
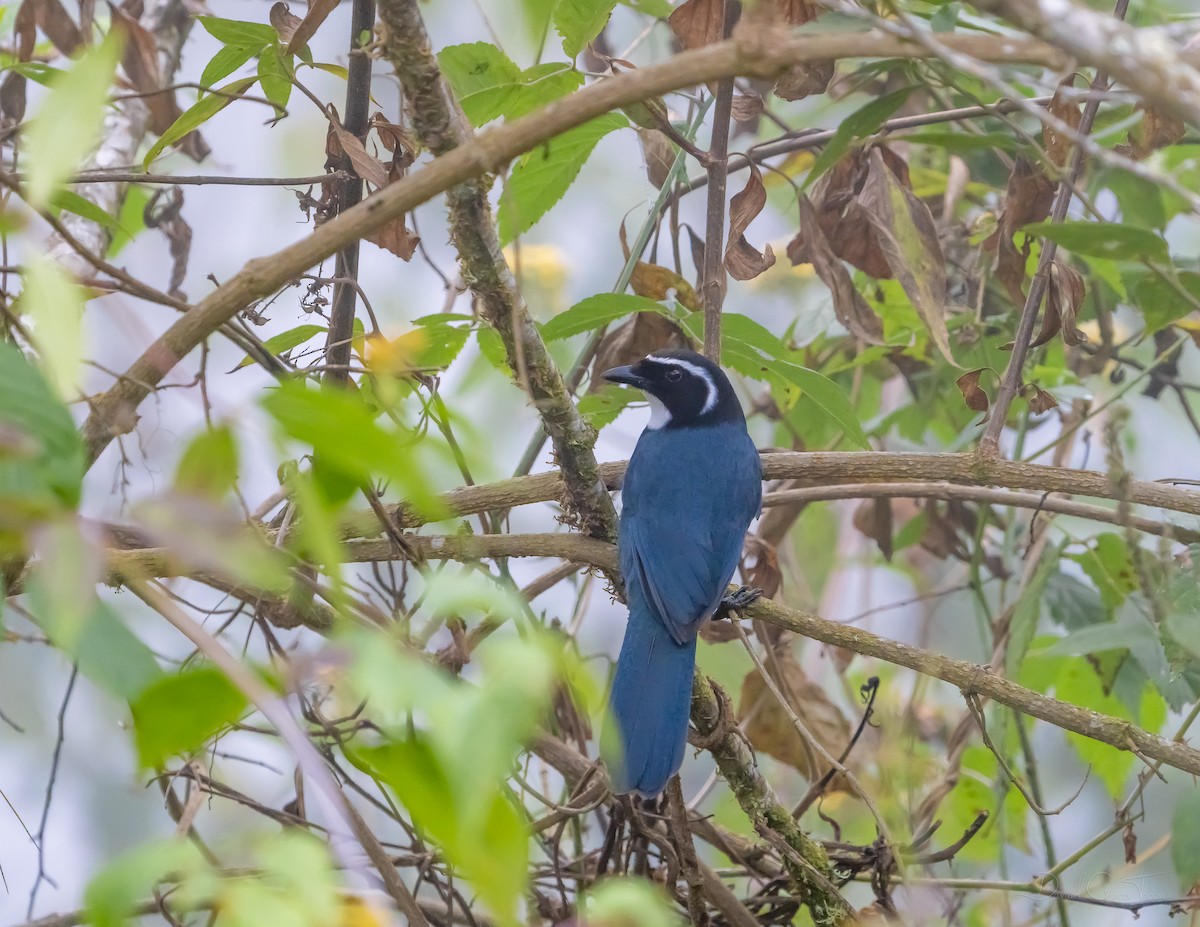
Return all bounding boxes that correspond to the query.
[23,30,123,209]
[363,330,427,376]
[22,254,85,399]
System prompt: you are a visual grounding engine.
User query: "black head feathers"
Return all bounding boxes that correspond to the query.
[602,349,744,429]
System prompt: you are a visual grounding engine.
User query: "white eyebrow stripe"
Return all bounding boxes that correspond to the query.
[645,355,719,415]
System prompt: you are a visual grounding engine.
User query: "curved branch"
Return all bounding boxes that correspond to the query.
[79,31,1063,466]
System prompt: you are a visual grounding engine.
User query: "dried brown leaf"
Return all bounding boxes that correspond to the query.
[742,534,782,600]
[2,0,35,125]
[13,0,35,59]
[1125,104,1186,160]
[791,149,892,279]
[1028,386,1058,414]
[284,0,339,55]
[369,112,417,170]
[985,157,1055,308]
[668,0,736,50]
[774,60,834,102]
[145,187,192,299]
[738,652,854,786]
[790,194,884,343]
[774,0,819,24]
[35,0,83,55]
[331,125,390,189]
[1123,822,1137,865]
[687,225,706,279]
[956,368,990,413]
[270,2,303,45]
[637,127,675,189]
[1049,260,1087,346]
[631,261,701,312]
[365,217,420,260]
[724,162,776,281]
[590,313,691,390]
[858,147,954,365]
[1042,78,1082,168]
[730,91,763,123]
[852,497,894,561]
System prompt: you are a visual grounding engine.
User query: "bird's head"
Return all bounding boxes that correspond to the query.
[601,349,743,429]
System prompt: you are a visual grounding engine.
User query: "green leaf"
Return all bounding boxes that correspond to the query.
[85,840,207,927]
[578,385,639,429]
[803,87,915,191]
[1071,533,1137,611]
[1043,572,1106,630]
[555,0,618,57]
[542,293,667,340]
[409,316,473,370]
[460,63,583,127]
[257,44,293,111]
[1127,269,1200,334]
[0,341,85,510]
[1173,791,1200,888]
[906,130,1018,153]
[765,359,870,450]
[131,666,249,768]
[235,323,326,370]
[437,42,521,99]
[197,15,277,49]
[618,0,673,15]
[200,43,259,88]
[108,184,154,257]
[584,880,677,927]
[144,76,259,168]
[23,31,123,209]
[70,603,163,700]
[175,424,239,498]
[22,253,86,399]
[499,114,627,243]
[50,189,121,230]
[1022,220,1169,263]
[1005,547,1059,677]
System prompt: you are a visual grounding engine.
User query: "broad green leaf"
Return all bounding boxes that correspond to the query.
[197,16,277,49]
[763,357,869,450]
[498,114,627,243]
[929,1,960,31]
[578,385,639,429]
[51,189,121,230]
[542,293,668,340]
[555,0,618,57]
[409,315,473,370]
[200,43,258,88]
[69,602,163,700]
[108,184,154,257]
[459,63,583,127]
[437,42,520,99]
[0,340,85,509]
[1127,269,1200,334]
[618,0,673,15]
[1043,572,1106,630]
[803,86,915,191]
[144,76,259,168]
[1022,220,1169,263]
[25,517,100,644]
[1105,169,1166,231]
[23,31,123,209]
[1173,791,1200,888]
[175,424,239,498]
[1071,533,1137,611]
[906,130,1018,153]
[85,840,207,927]
[1005,546,1059,678]
[257,44,293,111]
[22,253,86,399]
[234,323,326,370]
[308,62,348,80]
[585,880,678,927]
[130,666,249,768]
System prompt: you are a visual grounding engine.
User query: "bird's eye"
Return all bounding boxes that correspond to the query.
[666,368,683,382]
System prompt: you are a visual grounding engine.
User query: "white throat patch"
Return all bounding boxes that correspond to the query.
[646,355,719,415]
[646,394,671,430]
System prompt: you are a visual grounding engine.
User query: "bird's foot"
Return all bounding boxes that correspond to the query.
[720,585,763,616]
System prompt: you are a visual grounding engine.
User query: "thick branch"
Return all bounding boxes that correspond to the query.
[79,31,1063,466]
[377,0,616,542]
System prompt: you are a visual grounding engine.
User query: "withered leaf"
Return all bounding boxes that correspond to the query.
[1042,78,1082,168]
[687,225,706,279]
[738,652,855,786]
[1027,385,1058,414]
[637,127,675,189]
[284,0,339,55]
[791,195,884,343]
[2,1,35,125]
[852,497,894,561]
[742,534,782,600]
[35,0,83,56]
[331,125,390,189]
[370,112,417,170]
[730,91,764,123]
[985,157,1055,308]
[589,313,691,390]
[858,148,954,365]
[365,217,420,260]
[618,220,701,310]
[774,0,819,23]
[1124,104,1186,161]
[269,2,304,45]
[773,59,834,102]
[668,0,737,50]
[724,162,776,281]
[1049,260,1086,346]
[956,368,990,414]
[13,0,35,60]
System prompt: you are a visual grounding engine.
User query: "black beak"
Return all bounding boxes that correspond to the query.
[602,365,647,389]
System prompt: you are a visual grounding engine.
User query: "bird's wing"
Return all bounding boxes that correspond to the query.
[621,452,761,646]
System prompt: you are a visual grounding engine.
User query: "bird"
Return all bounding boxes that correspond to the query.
[601,349,762,798]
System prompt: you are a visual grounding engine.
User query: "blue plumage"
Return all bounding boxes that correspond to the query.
[601,350,762,797]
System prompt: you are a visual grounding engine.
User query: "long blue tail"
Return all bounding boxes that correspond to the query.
[607,606,697,798]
